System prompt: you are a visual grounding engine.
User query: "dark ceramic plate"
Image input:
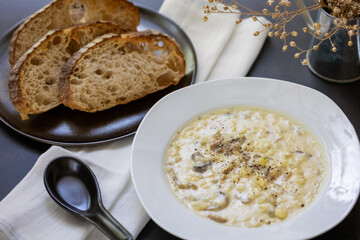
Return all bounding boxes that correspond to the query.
[0,5,197,146]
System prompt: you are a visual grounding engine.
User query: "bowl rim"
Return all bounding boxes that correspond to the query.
[131,77,360,240]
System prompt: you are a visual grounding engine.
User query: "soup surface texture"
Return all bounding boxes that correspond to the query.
[164,107,327,227]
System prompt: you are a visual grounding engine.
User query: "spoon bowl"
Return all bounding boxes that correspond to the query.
[44,156,132,240]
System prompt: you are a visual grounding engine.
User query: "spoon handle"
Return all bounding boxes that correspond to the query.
[92,204,133,240]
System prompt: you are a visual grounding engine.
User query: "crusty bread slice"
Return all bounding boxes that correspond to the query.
[9,0,140,67]
[60,31,186,112]
[9,22,129,120]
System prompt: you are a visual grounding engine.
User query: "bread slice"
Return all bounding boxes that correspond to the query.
[9,22,129,120]
[60,31,186,112]
[9,0,140,67]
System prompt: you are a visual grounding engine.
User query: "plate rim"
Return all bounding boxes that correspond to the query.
[131,76,360,240]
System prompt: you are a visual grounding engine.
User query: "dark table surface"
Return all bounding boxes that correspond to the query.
[0,0,359,239]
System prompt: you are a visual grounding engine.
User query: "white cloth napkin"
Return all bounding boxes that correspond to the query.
[160,0,269,82]
[0,0,269,239]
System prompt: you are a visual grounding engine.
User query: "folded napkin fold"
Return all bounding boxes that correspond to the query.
[160,0,270,82]
[0,0,270,239]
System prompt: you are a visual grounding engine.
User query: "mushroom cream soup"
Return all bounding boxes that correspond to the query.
[164,107,327,227]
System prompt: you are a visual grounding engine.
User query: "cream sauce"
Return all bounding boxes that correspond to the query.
[164,107,327,227]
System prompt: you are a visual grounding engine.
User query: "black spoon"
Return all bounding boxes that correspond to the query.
[44,156,133,240]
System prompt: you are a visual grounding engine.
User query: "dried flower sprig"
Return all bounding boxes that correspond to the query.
[327,0,360,19]
[203,0,360,65]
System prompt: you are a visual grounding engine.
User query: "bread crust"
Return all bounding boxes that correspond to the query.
[60,31,186,112]
[8,1,57,68]
[9,30,58,120]
[8,0,140,68]
[8,60,29,120]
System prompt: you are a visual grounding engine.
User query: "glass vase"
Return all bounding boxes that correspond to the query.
[296,0,360,83]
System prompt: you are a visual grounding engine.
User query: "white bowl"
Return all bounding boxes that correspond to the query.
[131,77,360,240]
